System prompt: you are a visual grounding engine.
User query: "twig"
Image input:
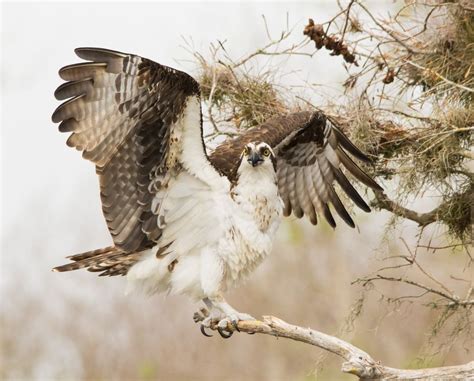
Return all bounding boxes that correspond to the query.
[341,0,356,41]
[355,275,464,305]
[207,47,220,133]
[405,60,474,93]
[400,237,456,297]
[204,316,474,380]
[418,243,469,250]
[209,18,313,72]
[356,1,414,53]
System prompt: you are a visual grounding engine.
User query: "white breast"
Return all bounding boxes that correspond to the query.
[127,137,282,299]
[218,163,283,289]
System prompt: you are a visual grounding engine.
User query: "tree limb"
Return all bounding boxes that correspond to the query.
[372,191,440,227]
[213,316,474,380]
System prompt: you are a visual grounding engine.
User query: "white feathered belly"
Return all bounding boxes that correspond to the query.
[166,215,280,299]
[126,170,282,299]
[218,212,280,290]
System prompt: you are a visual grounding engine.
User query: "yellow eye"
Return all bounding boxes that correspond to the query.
[263,148,271,157]
[243,147,250,156]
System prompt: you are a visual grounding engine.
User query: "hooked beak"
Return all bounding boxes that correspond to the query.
[247,151,263,167]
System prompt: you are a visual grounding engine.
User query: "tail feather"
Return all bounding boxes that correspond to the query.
[66,245,116,261]
[53,246,142,276]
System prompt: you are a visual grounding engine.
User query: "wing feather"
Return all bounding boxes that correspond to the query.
[331,166,371,212]
[276,164,292,216]
[276,114,381,227]
[287,167,303,218]
[317,155,355,227]
[302,167,318,225]
[53,47,212,253]
[59,62,108,81]
[295,167,315,222]
[335,148,381,190]
[210,111,382,228]
[331,126,371,162]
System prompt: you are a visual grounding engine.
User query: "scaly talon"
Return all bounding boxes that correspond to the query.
[217,326,233,339]
[200,325,213,337]
[195,298,255,339]
[232,320,240,332]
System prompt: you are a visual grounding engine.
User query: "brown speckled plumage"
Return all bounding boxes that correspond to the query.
[52,47,200,255]
[210,111,382,228]
[52,48,381,277]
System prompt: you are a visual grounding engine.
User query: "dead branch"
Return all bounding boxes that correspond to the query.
[209,316,474,380]
[371,191,440,227]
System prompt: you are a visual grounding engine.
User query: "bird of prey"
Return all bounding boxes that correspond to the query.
[52,47,382,338]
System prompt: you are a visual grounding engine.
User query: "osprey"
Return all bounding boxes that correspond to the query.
[52,47,382,338]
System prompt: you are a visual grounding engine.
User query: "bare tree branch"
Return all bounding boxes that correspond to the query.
[355,274,463,305]
[205,316,474,380]
[371,191,440,227]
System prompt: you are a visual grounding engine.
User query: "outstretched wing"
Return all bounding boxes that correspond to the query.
[53,47,222,252]
[210,111,382,227]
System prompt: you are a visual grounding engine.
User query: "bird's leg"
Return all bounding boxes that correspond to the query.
[194,296,255,338]
[194,298,225,338]
[208,295,255,337]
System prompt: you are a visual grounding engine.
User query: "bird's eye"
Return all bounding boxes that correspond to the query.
[263,148,271,157]
[243,147,250,156]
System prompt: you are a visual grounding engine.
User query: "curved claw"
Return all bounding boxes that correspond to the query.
[200,325,213,337]
[217,326,233,339]
[246,331,255,335]
[231,320,240,332]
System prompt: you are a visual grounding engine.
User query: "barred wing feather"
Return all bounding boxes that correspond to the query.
[52,47,217,253]
[209,112,382,228]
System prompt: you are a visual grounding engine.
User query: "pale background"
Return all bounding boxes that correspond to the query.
[1,2,470,380]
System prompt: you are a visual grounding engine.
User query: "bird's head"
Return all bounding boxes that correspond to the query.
[240,142,276,170]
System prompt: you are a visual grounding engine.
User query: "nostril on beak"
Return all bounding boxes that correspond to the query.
[248,152,262,167]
